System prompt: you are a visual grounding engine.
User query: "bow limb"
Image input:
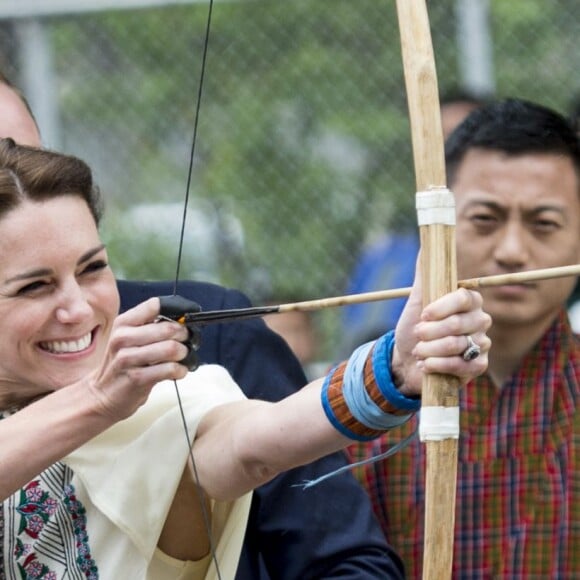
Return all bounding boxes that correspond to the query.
[395,2,459,579]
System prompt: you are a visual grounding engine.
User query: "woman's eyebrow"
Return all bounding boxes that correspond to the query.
[78,244,107,265]
[4,244,106,284]
[5,267,52,284]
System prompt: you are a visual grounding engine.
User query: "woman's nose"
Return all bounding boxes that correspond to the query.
[54,282,93,324]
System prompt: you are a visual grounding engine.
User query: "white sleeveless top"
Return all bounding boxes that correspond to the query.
[1,365,252,580]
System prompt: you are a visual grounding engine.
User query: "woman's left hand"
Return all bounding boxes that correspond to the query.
[391,263,491,397]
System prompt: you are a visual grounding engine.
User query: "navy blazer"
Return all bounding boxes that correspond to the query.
[117,279,404,579]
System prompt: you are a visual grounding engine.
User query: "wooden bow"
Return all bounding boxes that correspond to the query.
[396,1,458,579]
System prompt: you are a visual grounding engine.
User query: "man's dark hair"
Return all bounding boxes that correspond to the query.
[445,98,580,186]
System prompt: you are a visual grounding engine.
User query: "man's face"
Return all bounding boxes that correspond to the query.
[453,148,580,335]
[0,83,41,147]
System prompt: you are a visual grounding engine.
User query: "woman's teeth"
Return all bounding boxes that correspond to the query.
[40,332,92,354]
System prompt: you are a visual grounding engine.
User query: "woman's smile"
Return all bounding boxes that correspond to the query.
[38,329,96,355]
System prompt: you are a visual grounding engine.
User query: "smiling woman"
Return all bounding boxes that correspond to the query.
[0,196,117,401]
[0,138,491,579]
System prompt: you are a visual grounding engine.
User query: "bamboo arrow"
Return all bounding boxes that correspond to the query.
[179,264,580,325]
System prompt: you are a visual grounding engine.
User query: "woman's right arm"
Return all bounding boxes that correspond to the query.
[0,298,189,500]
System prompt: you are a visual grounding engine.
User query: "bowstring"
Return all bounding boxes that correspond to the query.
[173,0,214,294]
[171,1,223,577]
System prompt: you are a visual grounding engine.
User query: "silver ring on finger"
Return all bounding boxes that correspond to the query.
[462,335,481,362]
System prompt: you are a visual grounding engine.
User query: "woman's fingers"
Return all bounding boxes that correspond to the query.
[110,337,191,371]
[89,298,193,421]
[393,286,491,395]
[413,331,491,361]
[110,318,189,351]
[412,288,491,382]
[420,288,486,324]
[113,297,161,326]
[110,296,189,355]
[417,350,489,383]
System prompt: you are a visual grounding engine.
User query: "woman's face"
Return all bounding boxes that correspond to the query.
[0,196,119,405]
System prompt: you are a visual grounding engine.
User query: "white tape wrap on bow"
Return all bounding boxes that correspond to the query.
[419,406,460,441]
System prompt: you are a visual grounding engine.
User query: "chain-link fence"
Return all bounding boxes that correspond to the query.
[0,0,578,358]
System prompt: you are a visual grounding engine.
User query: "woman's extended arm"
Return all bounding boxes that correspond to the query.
[192,284,490,500]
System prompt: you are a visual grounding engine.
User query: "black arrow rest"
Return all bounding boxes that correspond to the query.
[158,295,203,371]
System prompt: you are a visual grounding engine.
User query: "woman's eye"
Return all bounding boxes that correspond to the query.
[17,280,49,296]
[81,260,108,275]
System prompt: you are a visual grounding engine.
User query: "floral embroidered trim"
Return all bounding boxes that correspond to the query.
[16,481,58,539]
[63,485,99,579]
[16,552,57,580]
[1,413,98,579]
[14,481,59,579]
[12,480,99,579]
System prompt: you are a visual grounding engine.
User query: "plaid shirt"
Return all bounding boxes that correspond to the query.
[348,310,580,579]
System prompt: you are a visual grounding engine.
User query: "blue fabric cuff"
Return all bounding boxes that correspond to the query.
[372,331,421,412]
[343,341,411,431]
[320,365,362,440]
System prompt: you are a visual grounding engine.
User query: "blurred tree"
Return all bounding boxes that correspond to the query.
[21,0,576,355]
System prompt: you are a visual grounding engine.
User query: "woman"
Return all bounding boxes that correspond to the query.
[0,138,490,578]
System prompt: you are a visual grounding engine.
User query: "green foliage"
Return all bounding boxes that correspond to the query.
[491,0,579,109]
[43,0,578,357]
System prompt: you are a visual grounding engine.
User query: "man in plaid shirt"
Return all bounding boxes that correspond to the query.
[349,98,580,579]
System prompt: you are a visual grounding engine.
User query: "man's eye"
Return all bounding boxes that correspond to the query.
[470,214,497,227]
[534,219,561,233]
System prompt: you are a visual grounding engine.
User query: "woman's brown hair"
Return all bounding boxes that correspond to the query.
[0,138,103,224]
